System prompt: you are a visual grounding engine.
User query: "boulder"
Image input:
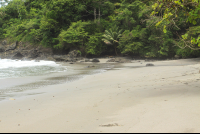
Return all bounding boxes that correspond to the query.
[53,55,66,61]
[0,45,5,52]
[27,49,39,58]
[1,40,7,46]
[91,58,100,62]
[146,63,154,66]
[12,52,24,59]
[5,42,17,51]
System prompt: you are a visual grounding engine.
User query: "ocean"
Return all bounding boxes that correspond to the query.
[0,59,67,79]
[0,59,115,102]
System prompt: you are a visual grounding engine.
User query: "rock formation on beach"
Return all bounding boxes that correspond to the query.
[0,40,84,62]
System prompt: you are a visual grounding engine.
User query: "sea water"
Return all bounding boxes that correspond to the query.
[0,58,115,102]
[0,59,67,79]
[0,59,69,101]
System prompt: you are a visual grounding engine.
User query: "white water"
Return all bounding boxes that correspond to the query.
[0,59,67,79]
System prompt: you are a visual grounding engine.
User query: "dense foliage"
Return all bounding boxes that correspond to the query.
[0,0,200,58]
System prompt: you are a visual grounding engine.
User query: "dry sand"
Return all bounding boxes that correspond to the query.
[0,58,200,133]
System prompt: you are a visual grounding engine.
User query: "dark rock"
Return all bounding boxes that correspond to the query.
[5,42,17,51]
[69,62,74,64]
[0,45,5,52]
[27,49,38,58]
[86,65,95,68]
[53,55,66,61]
[146,63,154,66]
[12,52,24,59]
[64,57,71,62]
[91,58,100,62]
[1,40,7,46]
[53,50,81,62]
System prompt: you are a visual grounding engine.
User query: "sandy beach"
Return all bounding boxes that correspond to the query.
[0,58,200,133]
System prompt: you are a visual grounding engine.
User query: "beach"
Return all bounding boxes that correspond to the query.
[0,58,200,133]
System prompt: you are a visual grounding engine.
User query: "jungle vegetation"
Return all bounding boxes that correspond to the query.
[0,0,200,58]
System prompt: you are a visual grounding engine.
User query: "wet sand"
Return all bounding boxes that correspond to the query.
[0,58,200,133]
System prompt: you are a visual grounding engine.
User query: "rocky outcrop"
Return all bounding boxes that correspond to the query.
[52,50,83,62]
[0,41,53,60]
[5,42,17,51]
[91,58,100,62]
[0,45,5,52]
[27,49,39,58]
[12,52,24,59]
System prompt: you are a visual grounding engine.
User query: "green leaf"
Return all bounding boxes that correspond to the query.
[163,29,167,33]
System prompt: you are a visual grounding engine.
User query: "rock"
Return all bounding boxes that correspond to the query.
[68,50,81,58]
[0,45,5,52]
[1,40,7,46]
[174,55,180,59]
[53,50,82,62]
[12,52,24,59]
[86,65,95,68]
[53,55,65,61]
[27,49,39,58]
[146,63,154,66]
[45,56,56,61]
[69,62,74,64]
[5,42,17,51]
[106,58,115,62]
[91,58,100,62]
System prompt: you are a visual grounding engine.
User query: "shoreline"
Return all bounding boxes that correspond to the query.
[0,61,118,102]
[0,58,200,132]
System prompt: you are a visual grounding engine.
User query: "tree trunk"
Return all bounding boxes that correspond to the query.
[114,44,118,56]
[98,7,100,24]
[94,7,96,23]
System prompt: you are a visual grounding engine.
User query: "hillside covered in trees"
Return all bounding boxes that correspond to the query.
[0,0,200,58]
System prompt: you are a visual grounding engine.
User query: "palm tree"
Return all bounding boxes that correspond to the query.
[102,25,123,56]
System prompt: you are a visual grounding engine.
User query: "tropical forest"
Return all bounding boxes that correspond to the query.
[0,0,200,59]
